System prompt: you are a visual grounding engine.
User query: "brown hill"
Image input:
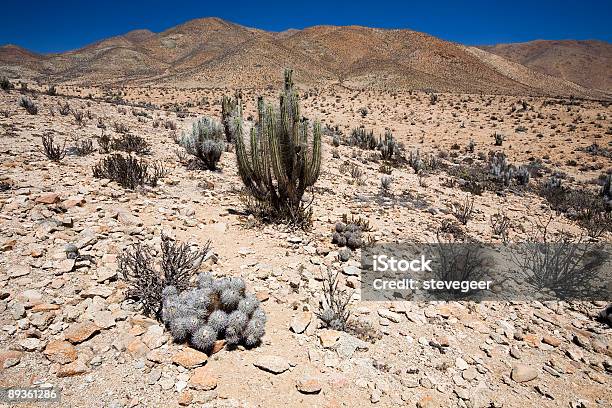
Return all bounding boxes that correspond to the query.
[480,40,612,93]
[1,18,610,98]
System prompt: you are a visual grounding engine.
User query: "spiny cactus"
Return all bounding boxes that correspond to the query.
[349,127,377,150]
[0,77,12,91]
[162,273,266,352]
[332,221,364,250]
[180,117,225,170]
[602,174,611,199]
[408,149,423,173]
[489,152,513,186]
[378,130,398,161]
[493,133,505,146]
[514,165,530,186]
[19,96,38,115]
[221,94,240,143]
[233,69,322,226]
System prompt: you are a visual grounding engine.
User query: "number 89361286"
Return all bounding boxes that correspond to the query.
[0,387,60,403]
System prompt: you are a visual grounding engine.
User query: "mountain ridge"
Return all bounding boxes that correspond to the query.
[1,17,610,98]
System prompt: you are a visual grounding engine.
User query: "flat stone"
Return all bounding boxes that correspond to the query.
[335,333,369,359]
[511,365,538,383]
[62,196,85,208]
[127,339,149,358]
[172,348,208,369]
[18,337,42,351]
[93,311,116,329]
[319,330,341,348]
[147,369,162,385]
[0,350,22,369]
[542,335,561,347]
[57,360,89,377]
[290,312,312,334]
[455,357,469,371]
[377,309,402,323]
[142,325,166,349]
[31,303,60,312]
[10,265,31,278]
[117,209,142,226]
[296,376,322,394]
[178,391,193,406]
[55,259,75,274]
[189,366,218,391]
[342,266,360,276]
[64,322,100,344]
[462,367,478,381]
[44,340,77,364]
[253,355,290,374]
[35,193,60,204]
[80,286,113,298]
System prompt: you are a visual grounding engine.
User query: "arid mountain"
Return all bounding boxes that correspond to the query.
[480,40,612,93]
[1,17,610,98]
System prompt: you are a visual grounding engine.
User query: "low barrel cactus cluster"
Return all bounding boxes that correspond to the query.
[332,221,364,250]
[161,273,266,352]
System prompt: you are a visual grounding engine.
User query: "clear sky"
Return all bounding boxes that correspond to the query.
[2,0,611,53]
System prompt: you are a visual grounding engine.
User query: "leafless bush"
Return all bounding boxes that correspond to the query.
[40,135,66,161]
[72,136,95,156]
[19,96,38,115]
[113,121,130,134]
[453,194,475,225]
[97,132,112,154]
[92,153,163,189]
[118,233,211,319]
[73,110,85,125]
[511,218,609,299]
[433,231,490,299]
[316,269,351,331]
[490,211,511,243]
[58,102,71,116]
[379,175,393,196]
[111,133,150,155]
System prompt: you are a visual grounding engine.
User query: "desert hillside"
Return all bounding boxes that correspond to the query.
[481,40,612,93]
[0,18,610,99]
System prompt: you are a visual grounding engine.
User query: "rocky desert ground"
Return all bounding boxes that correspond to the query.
[0,78,610,408]
[0,15,610,408]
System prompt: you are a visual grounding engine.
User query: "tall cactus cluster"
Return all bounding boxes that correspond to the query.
[349,127,377,150]
[232,69,322,225]
[162,273,266,351]
[378,130,399,161]
[180,117,225,170]
[221,94,240,143]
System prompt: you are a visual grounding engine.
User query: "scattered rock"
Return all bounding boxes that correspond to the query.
[64,322,100,344]
[511,365,538,383]
[253,355,290,374]
[296,377,322,394]
[0,350,22,369]
[44,340,77,364]
[172,348,208,369]
[57,360,89,377]
[290,312,312,334]
[319,329,341,348]
[189,367,218,391]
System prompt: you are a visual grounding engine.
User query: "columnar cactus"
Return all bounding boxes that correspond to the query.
[378,130,397,161]
[161,274,266,352]
[180,117,225,170]
[233,69,322,224]
[221,94,240,143]
[350,127,377,150]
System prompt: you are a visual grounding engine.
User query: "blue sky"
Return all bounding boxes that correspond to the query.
[2,0,611,53]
